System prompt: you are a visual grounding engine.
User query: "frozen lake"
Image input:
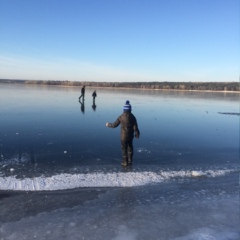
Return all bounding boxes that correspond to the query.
[0,83,239,239]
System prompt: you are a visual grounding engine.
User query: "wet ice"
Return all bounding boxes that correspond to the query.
[0,181,239,240]
[0,85,239,239]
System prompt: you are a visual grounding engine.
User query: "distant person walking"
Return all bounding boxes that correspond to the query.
[92,90,97,100]
[106,100,140,167]
[79,86,85,101]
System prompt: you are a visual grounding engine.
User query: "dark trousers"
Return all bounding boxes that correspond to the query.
[121,139,133,158]
[79,94,85,99]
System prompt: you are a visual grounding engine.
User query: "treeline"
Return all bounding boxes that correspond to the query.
[0,79,239,91]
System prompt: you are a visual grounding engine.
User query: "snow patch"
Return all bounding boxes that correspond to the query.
[0,169,236,191]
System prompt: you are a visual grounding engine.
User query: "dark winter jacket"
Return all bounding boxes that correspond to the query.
[108,111,140,141]
[81,87,85,94]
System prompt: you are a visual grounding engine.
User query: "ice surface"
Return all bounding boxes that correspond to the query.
[174,227,239,240]
[0,184,239,240]
[1,86,239,239]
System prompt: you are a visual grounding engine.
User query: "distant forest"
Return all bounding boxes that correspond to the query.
[0,79,239,91]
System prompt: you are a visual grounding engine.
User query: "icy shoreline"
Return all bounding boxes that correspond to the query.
[0,175,239,240]
[0,169,236,191]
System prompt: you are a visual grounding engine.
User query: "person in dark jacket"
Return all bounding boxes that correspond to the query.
[79,86,85,100]
[106,100,140,167]
[92,90,97,111]
[92,90,97,100]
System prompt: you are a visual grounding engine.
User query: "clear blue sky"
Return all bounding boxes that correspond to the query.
[0,0,239,82]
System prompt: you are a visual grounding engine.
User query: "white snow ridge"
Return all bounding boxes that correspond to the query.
[0,169,235,191]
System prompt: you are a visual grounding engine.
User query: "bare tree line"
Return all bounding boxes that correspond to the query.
[0,79,239,91]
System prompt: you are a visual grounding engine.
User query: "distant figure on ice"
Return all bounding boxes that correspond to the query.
[106,100,140,167]
[92,90,97,100]
[92,90,97,111]
[79,86,85,100]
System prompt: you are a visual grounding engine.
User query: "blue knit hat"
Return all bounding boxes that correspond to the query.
[123,100,132,112]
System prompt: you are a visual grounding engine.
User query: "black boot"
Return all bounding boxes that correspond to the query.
[121,157,128,167]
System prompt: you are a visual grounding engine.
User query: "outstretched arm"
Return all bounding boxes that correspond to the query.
[106,118,121,128]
